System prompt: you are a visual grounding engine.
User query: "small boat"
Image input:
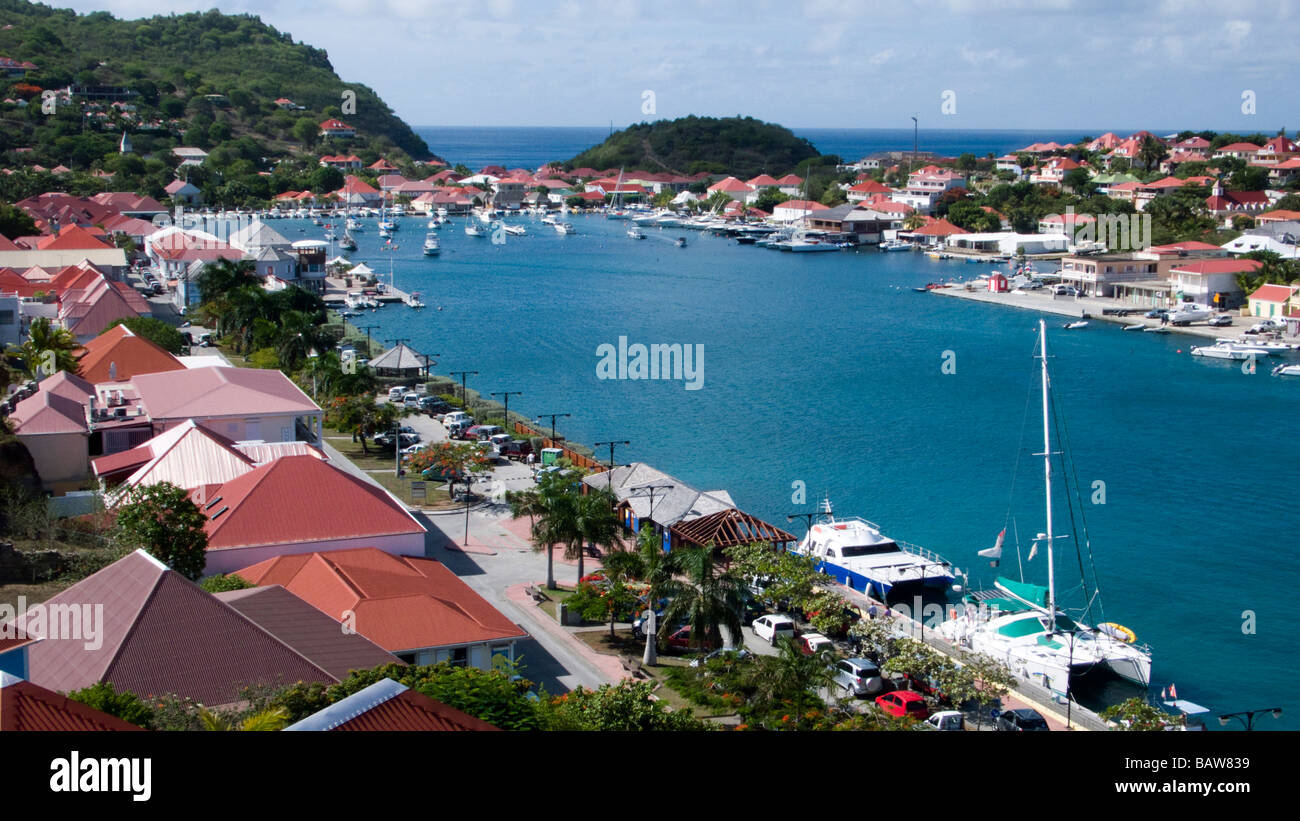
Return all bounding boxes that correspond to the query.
[1064,321,1088,330]
[1099,623,1138,644]
[378,226,391,239]
[406,291,425,309]
[1143,326,1169,334]
[1272,363,1300,377]
[555,222,575,235]
[465,223,484,237]
[880,239,912,252]
[504,225,526,236]
[675,237,687,247]
[423,233,440,255]
[627,227,646,240]
[1190,345,1261,360]
[1123,323,1145,331]
[339,232,357,252]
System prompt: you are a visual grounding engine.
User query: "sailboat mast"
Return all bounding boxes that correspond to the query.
[1039,319,1057,631]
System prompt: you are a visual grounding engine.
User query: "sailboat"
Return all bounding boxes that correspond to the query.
[606,168,630,219]
[939,319,1152,697]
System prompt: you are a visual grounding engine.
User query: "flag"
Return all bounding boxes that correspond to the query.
[978,528,1005,568]
[1169,683,1177,699]
[1160,687,1168,700]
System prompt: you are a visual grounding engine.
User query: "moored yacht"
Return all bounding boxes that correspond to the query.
[423,233,440,255]
[793,499,955,599]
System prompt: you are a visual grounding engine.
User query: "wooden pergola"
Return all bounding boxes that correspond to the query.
[667,508,796,555]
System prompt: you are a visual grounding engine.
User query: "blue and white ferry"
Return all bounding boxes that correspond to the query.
[793,499,955,599]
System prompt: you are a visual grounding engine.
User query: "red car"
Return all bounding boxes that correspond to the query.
[875,690,930,720]
[665,625,719,652]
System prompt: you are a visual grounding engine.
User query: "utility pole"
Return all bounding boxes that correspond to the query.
[629,482,673,534]
[490,390,522,433]
[594,440,629,491]
[449,370,478,407]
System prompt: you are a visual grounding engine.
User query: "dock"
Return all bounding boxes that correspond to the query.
[928,284,1257,341]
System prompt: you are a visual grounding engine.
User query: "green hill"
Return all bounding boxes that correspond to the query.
[0,0,437,206]
[566,116,822,178]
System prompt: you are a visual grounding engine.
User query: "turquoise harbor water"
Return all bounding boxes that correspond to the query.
[311,213,1296,727]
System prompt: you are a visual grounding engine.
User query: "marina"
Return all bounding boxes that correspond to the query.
[312,211,1297,726]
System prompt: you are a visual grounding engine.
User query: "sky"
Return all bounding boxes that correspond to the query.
[50,0,1300,132]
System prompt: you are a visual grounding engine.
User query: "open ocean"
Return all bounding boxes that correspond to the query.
[298,204,1297,729]
[412,126,1153,171]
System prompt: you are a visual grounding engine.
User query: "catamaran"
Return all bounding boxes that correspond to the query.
[939,320,1152,696]
[793,499,955,599]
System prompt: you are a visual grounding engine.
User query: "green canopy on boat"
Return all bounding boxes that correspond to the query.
[994,577,1049,609]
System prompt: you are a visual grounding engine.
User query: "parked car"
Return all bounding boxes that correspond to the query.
[751,614,797,645]
[488,433,513,452]
[388,386,407,401]
[997,708,1050,731]
[689,647,753,668]
[422,464,464,484]
[1208,314,1233,327]
[1144,308,1169,319]
[921,711,966,731]
[442,411,472,428]
[798,632,835,656]
[402,392,421,408]
[498,440,534,461]
[1249,319,1285,334]
[1052,284,1078,296]
[665,625,718,652]
[419,397,452,415]
[464,424,504,441]
[875,690,930,720]
[833,658,885,697]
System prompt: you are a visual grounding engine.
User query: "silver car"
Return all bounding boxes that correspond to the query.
[834,658,885,697]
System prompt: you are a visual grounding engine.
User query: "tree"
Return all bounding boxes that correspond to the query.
[528,469,580,589]
[960,652,1018,729]
[111,481,208,580]
[292,117,318,147]
[199,705,289,731]
[0,201,38,238]
[65,681,154,728]
[1062,167,1094,194]
[568,486,620,583]
[6,317,81,381]
[743,636,838,730]
[902,212,926,231]
[955,153,977,172]
[329,394,401,455]
[753,187,789,212]
[538,680,706,731]
[658,543,747,652]
[1137,135,1168,171]
[199,573,254,593]
[1101,697,1181,731]
[819,184,847,207]
[101,316,186,354]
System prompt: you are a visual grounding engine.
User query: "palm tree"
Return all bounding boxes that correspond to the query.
[506,487,544,532]
[6,317,80,381]
[745,636,839,730]
[195,258,258,304]
[902,212,926,231]
[568,486,620,584]
[530,470,579,590]
[199,705,290,731]
[657,543,747,654]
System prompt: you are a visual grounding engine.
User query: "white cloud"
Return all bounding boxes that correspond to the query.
[868,49,894,66]
[1223,19,1252,48]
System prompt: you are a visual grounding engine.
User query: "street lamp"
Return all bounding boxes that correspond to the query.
[449,370,478,407]
[490,390,522,433]
[594,440,629,491]
[629,482,673,535]
[1217,708,1282,730]
[534,412,570,444]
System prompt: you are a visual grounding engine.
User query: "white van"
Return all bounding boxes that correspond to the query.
[443,411,471,429]
[388,386,406,401]
[402,392,421,408]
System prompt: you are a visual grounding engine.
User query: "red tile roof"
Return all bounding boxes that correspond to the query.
[130,365,318,420]
[0,673,145,731]
[1171,259,1262,275]
[35,224,113,251]
[911,218,969,236]
[193,457,424,552]
[76,324,185,383]
[8,550,336,706]
[1248,283,1295,303]
[285,678,498,731]
[234,548,527,653]
[213,585,402,679]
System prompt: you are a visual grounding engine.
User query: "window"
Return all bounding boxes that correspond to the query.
[0,309,14,325]
[448,647,468,667]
